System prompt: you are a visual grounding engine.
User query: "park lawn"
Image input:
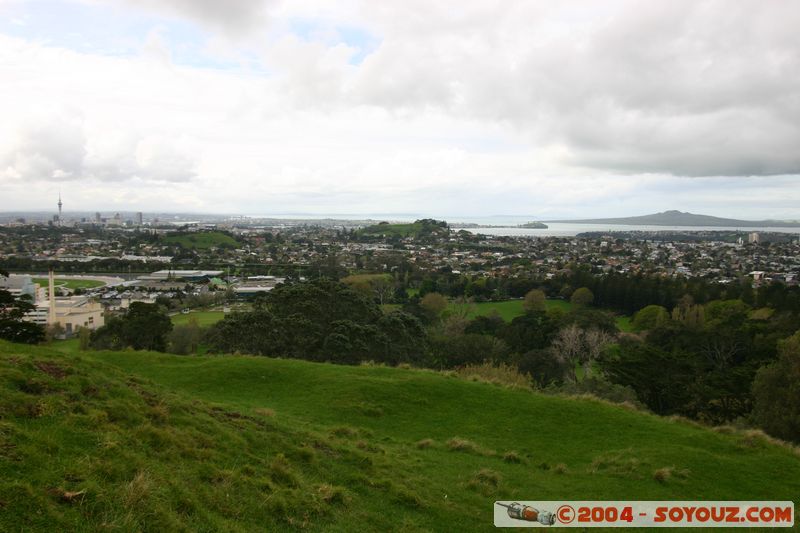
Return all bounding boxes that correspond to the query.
[170,311,225,327]
[33,278,106,290]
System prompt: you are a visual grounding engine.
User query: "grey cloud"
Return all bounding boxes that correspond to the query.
[334,1,800,177]
[122,0,276,37]
[1,114,86,180]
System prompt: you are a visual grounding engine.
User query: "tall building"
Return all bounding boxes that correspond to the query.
[136,212,143,225]
[57,192,63,225]
[95,212,101,223]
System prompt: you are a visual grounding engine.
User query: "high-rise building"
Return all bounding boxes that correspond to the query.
[95,212,101,223]
[57,192,62,225]
[136,212,143,225]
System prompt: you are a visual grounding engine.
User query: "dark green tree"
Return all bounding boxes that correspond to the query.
[752,331,800,443]
[0,270,45,344]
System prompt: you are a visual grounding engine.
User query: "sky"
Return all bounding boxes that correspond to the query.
[0,0,798,220]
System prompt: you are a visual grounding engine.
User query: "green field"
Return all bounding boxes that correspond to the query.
[163,231,238,250]
[453,299,569,322]
[33,278,106,290]
[170,311,226,327]
[2,340,797,531]
[454,299,631,330]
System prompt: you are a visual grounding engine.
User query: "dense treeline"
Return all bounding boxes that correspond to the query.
[562,269,800,315]
[0,257,170,274]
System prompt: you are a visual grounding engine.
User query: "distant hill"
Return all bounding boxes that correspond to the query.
[358,219,449,238]
[548,210,800,227]
[2,340,799,530]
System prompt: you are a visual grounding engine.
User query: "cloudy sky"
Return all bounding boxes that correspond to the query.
[0,0,798,220]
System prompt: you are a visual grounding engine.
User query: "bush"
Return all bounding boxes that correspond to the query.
[454,362,532,390]
[549,376,643,408]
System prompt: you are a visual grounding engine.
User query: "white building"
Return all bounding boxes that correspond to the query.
[27,297,105,336]
[0,274,37,300]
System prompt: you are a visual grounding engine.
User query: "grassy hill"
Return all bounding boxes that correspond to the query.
[2,340,799,531]
[358,220,449,239]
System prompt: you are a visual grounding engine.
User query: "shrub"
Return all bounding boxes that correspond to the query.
[453,362,532,390]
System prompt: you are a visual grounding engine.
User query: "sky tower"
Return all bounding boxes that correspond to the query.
[57,191,62,225]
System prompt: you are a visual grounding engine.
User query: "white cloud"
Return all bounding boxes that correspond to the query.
[0,1,799,218]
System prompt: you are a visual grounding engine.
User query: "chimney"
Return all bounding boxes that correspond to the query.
[48,268,57,326]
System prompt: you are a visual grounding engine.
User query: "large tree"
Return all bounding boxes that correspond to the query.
[91,302,172,351]
[752,331,800,443]
[0,270,45,344]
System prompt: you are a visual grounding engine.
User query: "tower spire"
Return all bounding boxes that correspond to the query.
[57,191,63,226]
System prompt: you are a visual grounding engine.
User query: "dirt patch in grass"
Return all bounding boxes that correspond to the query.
[34,361,69,380]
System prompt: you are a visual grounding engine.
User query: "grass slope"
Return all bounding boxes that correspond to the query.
[3,341,798,531]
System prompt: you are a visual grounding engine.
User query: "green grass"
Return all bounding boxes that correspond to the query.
[170,311,225,327]
[454,299,632,330]
[33,278,106,290]
[3,339,797,531]
[616,315,634,332]
[163,231,238,250]
[452,299,569,322]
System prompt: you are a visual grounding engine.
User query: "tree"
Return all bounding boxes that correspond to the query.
[122,302,173,351]
[429,333,509,369]
[752,331,800,443]
[78,327,91,351]
[90,302,172,351]
[599,338,696,415]
[550,325,613,382]
[632,305,669,331]
[570,287,594,307]
[376,311,427,365]
[551,324,584,382]
[420,292,448,322]
[168,316,203,355]
[0,270,45,344]
[523,289,546,313]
